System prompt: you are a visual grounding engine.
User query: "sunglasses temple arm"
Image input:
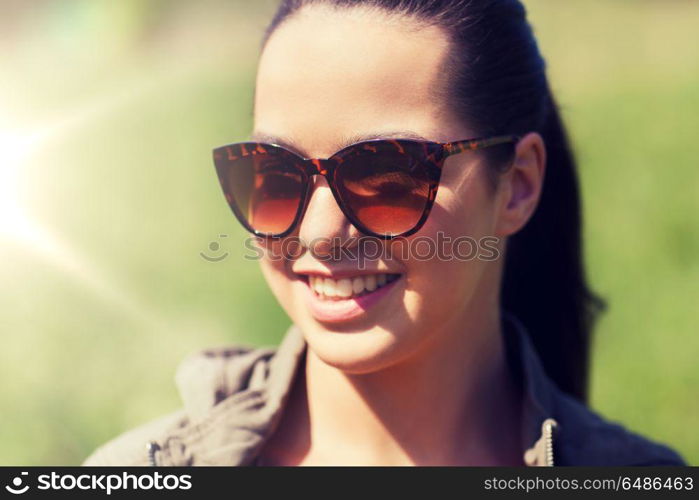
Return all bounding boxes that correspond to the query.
[443,134,521,157]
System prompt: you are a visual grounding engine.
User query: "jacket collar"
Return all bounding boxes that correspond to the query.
[152,312,559,466]
[501,311,560,465]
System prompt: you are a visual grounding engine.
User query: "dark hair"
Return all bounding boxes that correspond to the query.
[261,0,605,403]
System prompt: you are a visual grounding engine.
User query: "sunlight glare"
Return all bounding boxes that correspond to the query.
[0,129,43,241]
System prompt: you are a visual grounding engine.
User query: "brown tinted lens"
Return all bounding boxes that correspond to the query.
[337,151,431,236]
[218,151,304,235]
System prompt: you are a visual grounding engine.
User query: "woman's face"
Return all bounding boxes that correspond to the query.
[253,6,508,373]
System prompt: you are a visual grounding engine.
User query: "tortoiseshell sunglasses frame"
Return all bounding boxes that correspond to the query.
[213,134,520,240]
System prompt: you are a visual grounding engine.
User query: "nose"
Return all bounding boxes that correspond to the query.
[298,175,359,256]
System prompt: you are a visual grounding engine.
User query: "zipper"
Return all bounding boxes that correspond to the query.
[542,418,558,466]
[147,441,160,466]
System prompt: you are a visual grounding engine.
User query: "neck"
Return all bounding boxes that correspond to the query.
[268,293,524,466]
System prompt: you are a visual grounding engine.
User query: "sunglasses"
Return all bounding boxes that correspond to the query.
[213,134,519,239]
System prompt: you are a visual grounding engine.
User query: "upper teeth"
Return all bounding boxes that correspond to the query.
[309,273,395,299]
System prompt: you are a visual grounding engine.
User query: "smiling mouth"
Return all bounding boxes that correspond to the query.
[300,273,402,301]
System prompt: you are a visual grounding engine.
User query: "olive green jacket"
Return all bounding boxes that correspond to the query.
[82,314,685,466]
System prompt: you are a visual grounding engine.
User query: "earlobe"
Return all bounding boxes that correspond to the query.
[495,132,546,237]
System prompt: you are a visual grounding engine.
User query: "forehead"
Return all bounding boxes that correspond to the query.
[253,5,455,157]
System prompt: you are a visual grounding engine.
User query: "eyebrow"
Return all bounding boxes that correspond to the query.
[249,130,436,158]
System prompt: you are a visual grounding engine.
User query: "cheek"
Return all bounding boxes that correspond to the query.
[258,243,297,307]
[401,163,498,319]
[259,254,285,283]
[428,157,498,239]
[425,164,496,243]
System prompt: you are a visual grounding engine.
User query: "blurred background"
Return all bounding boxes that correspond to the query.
[0,0,697,465]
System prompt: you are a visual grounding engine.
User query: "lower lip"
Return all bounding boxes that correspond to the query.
[300,276,401,324]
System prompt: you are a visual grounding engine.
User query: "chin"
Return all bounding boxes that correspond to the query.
[298,319,420,374]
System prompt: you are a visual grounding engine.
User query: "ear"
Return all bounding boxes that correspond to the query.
[493,132,546,237]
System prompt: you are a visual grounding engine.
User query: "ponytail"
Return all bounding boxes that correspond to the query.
[502,91,605,403]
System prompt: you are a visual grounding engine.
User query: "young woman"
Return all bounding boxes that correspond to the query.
[83,0,686,466]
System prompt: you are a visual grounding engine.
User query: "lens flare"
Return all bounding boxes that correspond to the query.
[0,68,198,330]
[0,129,42,241]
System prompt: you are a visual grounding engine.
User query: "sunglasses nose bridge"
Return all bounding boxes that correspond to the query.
[305,158,334,177]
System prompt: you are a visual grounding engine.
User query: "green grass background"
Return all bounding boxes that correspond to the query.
[0,0,696,465]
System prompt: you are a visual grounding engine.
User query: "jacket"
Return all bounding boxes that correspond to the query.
[81,313,686,466]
